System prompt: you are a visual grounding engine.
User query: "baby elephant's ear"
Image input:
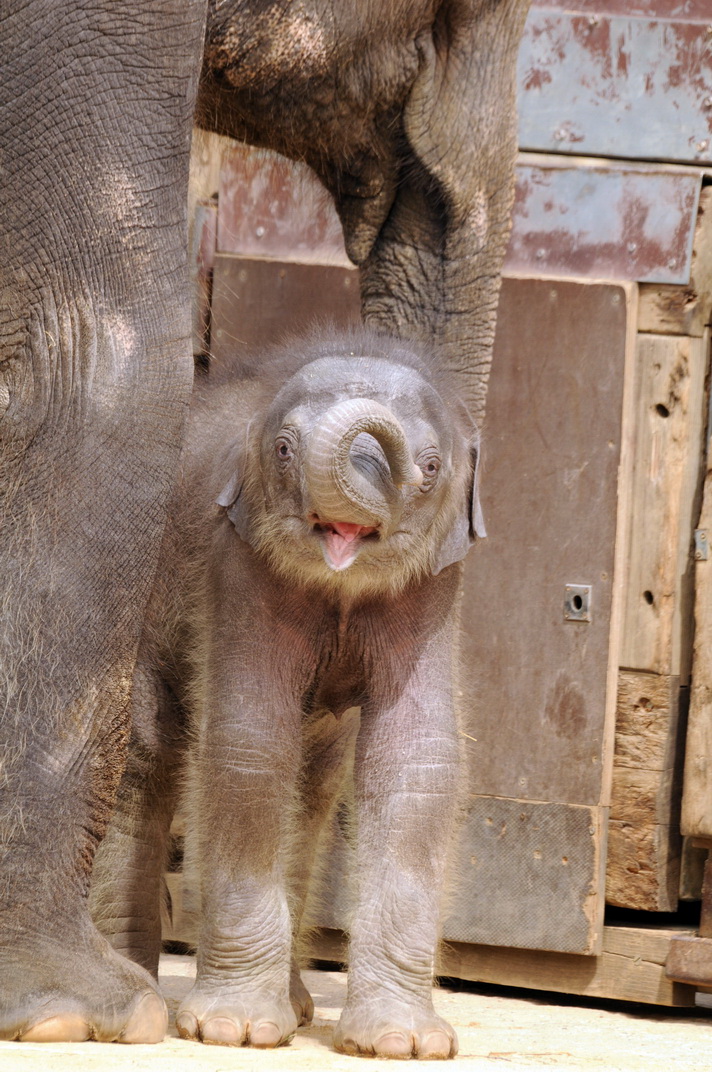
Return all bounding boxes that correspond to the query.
[432,437,486,575]
[216,440,251,543]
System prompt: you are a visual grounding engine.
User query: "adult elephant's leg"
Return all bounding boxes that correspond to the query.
[0,1,205,1043]
[197,0,529,423]
[359,0,531,425]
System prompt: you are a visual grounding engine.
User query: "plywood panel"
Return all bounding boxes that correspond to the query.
[208,255,359,382]
[460,279,633,807]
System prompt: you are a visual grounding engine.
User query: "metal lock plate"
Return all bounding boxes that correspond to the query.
[564,584,592,622]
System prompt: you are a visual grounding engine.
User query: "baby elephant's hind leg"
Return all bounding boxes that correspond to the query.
[90,661,185,977]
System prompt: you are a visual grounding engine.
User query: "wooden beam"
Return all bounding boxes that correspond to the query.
[606,671,686,911]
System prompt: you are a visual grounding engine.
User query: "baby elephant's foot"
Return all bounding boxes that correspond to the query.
[334,1000,458,1059]
[176,984,299,1048]
[290,964,315,1026]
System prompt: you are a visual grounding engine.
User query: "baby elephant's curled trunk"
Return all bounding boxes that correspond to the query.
[304,397,423,530]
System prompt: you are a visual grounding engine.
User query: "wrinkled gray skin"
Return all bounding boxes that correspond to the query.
[0,0,529,1047]
[91,327,483,1057]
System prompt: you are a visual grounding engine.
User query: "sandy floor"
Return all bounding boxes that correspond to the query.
[1,953,712,1072]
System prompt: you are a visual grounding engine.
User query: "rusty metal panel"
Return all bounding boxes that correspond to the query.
[507,156,701,284]
[217,144,351,266]
[217,143,702,285]
[531,0,712,18]
[519,11,712,165]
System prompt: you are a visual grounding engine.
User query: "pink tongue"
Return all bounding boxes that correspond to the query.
[331,522,367,543]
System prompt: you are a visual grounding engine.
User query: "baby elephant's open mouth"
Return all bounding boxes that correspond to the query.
[312,518,379,571]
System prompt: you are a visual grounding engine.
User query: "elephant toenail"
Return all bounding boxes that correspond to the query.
[119,991,167,1044]
[20,1014,90,1042]
[420,1029,455,1057]
[249,1020,283,1047]
[176,1010,200,1040]
[201,1016,243,1045]
[374,1030,414,1057]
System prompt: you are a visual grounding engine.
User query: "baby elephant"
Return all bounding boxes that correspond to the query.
[92,327,483,1058]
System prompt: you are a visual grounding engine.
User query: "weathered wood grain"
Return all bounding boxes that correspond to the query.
[619,332,708,680]
[606,671,687,912]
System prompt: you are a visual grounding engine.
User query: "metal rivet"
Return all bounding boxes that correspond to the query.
[255,225,265,238]
[696,140,710,153]
[695,529,709,561]
[627,242,637,254]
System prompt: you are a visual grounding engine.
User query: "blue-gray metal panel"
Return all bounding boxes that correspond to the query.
[506,158,701,283]
[518,11,712,165]
[531,0,712,19]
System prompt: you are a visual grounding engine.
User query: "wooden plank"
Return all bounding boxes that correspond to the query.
[682,375,712,840]
[308,926,698,1007]
[639,188,712,337]
[447,928,697,1007]
[667,935,712,987]
[619,333,708,680]
[605,671,686,911]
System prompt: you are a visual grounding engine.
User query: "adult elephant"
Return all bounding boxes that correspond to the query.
[0,0,529,1045]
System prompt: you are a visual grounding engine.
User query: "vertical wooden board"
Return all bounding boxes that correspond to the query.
[683,428,712,839]
[208,255,360,382]
[460,278,632,807]
[619,334,708,679]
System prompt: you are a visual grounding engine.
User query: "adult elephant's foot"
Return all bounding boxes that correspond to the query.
[176,982,299,1047]
[334,999,458,1059]
[0,924,167,1043]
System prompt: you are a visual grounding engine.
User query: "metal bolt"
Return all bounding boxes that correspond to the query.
[696,140,710,153]
[668,258,677,269]
[255,225,265,238]
[627,242,637,254]
[535,248,545,259]
[704,97,712,109]
[588,16,599,28]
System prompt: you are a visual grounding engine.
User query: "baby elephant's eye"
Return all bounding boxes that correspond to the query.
[417,450,441,490]
[275,437,294,462]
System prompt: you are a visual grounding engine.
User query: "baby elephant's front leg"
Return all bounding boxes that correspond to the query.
[336,640,460,1059]
[176,683,304,1048]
